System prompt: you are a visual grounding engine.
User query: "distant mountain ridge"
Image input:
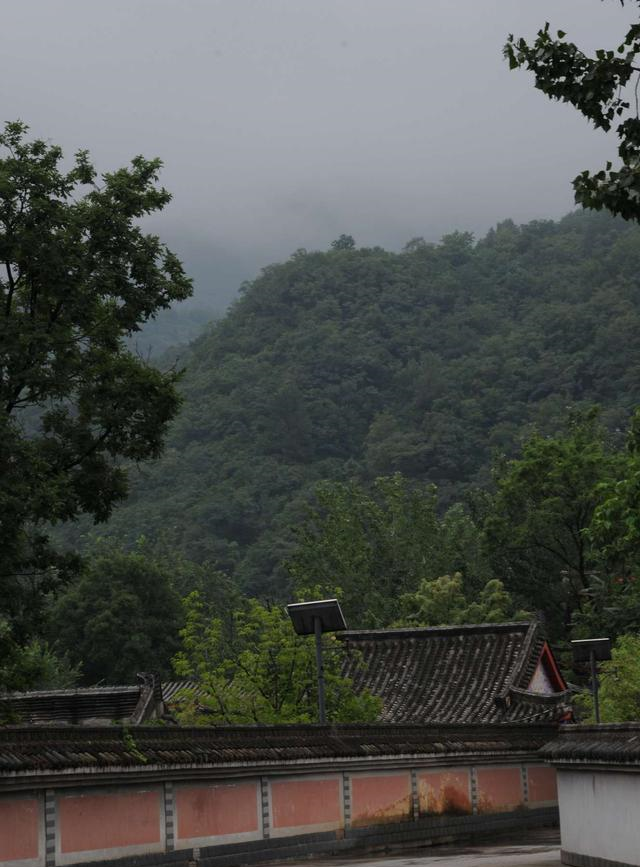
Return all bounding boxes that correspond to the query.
[79,211,640,597]
[127,305,217,360]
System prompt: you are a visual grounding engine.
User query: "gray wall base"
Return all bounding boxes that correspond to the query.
[62,807,558,867]
[562,851,639,867]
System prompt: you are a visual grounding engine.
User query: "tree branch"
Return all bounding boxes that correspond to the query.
[4,261,15,316]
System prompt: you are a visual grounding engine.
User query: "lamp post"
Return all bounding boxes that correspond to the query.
[286,598,347,723]
[571,637,612,723]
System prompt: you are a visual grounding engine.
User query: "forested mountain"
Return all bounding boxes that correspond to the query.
[127,305,216,360]
[77,211,640,598]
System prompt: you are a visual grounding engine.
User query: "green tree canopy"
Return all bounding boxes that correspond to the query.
[287,474,490,627]
[397,574,529,628]
[0,122,191,666]
[87,210,640,600]
[505,4,640,221]
[571,408,640,637]
[589,408,640,568]
[47,543,183,684]
[575,633,640,722]
[172,592,381,724]
[572,572,640,641]
[483,410,620,638]
[0,622,79,695]
[330,234,356,250]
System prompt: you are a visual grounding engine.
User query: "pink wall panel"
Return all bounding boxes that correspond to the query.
[271,778,340,829]
[351,773,411,827]
[176,782,258,840]
[527,766,557,804]
[418,769,471,815]
[0,797,40,861]
[476,767,523,813]
[59,790,161,853]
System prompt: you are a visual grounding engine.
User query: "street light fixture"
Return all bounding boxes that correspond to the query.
[571,637,612,724]
[286,598,347,724]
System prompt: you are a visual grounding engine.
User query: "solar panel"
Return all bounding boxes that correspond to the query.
[571,637,612,662]
[286,598,347,635]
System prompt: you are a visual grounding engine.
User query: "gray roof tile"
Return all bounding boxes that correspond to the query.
[340,621,569,724]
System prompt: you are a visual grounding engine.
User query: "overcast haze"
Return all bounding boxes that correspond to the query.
[2,1,634,306]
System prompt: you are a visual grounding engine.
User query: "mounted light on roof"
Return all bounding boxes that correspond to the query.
[286,599,347,724]
[571,637,611,724]
[571,637,612,663]
[286,599,347,636]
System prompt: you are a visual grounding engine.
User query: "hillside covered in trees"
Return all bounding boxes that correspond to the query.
[70,210,640,601]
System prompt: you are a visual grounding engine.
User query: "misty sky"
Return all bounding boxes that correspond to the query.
[1,1,634,306]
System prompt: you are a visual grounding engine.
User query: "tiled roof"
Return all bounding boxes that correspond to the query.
[0,685,140,725]
[542,723,640,766]
[340,621,569,724]
[1,625,568,729]
[161,680,203,703]
[0,674,161,726]
[0,722,557,781]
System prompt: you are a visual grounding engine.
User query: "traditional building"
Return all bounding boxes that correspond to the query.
[341,620,570,724]
[0,621,570,729]
[0,621,569,867]
[0,674,164,727]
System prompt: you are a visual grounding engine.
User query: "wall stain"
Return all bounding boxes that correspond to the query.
[477,794,526,814]
[419,777,470,816]
[351,793,412,828]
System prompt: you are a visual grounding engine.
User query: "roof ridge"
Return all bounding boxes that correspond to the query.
[0,720,559,741]
[507,686,572,705]
[0,685,140,699]
[338,620,534,641]
[0,723,559,778]
[499,621,541,699]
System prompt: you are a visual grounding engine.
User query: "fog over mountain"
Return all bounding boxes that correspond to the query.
[2,1,634,307]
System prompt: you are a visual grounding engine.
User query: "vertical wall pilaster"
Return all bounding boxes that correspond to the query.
[260,777,270,839]
[44,790,56,867]
[521,765,529,807]
[164,782,175,851]
[410,769,419,821]
[470,767,478,815]
[342,772,351,831]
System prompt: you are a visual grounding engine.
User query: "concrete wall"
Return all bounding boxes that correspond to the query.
[0,763,557,867]
[558,769,640,867]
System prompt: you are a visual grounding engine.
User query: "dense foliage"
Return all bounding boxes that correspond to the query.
[28,211,640,718]
[575,634,640,722]
[397,575,528,629]
[505,2,640,221]
[172,591,381,724]
[9,11,640,714]
[129,305,213,360]
[47,544,183,684]
[484,410,623,636]
[0,123,191,688]
[287,474,490,627]
[88,211,640,606]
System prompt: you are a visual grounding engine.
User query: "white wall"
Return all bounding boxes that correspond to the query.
[558,769,640,866]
